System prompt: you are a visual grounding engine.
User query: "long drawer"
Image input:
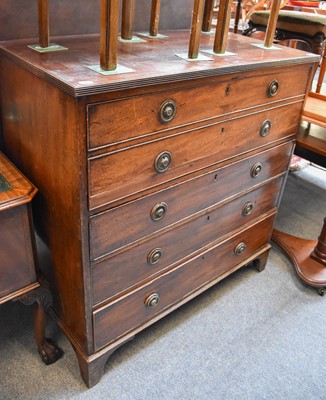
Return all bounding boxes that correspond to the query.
[87,65,310,150]
[91,177,283,305]
[89,141,293,260]
[93,213,276,351]
[88,101,301,207]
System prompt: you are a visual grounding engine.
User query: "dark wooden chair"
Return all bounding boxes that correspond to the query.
[242,10,326,55]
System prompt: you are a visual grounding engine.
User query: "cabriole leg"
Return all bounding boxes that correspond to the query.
[16,279,63,365]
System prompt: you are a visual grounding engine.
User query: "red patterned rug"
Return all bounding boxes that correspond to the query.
[289,155,310,171]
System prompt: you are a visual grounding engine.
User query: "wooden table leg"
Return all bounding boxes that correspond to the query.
[121,0,135,40]
[150,0,161,37]
[188,0,206,59]
[272,217,326,296]
[38,0,49,48]
[100,0,119,71]
[213,0,232,54]
[264,0,281,48]
[234,0,242,34]
[202,0,215,33]
[15,278,64,364]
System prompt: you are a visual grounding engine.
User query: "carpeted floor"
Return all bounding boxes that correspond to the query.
[0,164,325,400]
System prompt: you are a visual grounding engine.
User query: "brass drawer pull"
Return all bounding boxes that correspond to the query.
[251,162,262,178]
[147,248,163,265]
[158,100,176,124]
[151,202,168,221]
[242,202,254,216]
[267,79,279,97]
[234,242,246,255]
[155,151,172,173]
[260,120,271,137]
[145,293,160,308]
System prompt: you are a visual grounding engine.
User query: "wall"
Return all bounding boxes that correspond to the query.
[0,0,193,41]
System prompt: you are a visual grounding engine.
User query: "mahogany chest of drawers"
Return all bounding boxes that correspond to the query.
[0,32,318,386]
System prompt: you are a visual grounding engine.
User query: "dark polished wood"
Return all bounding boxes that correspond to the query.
[88,102,302,208]
[38,0,49,48]
[92,181,283,305]
[0,31,318,387]
[121,0,135,40]
[100,0,121,70]
[311,218,326,266]
[0,152,62,364]
[0,153,38,301]
[16,280,64,364]
[0,33,317,97]
[213,0,232,53]
[150,0,161,36]
[89,144,292,258]
[272,228,326,295]
[93,214,276,349]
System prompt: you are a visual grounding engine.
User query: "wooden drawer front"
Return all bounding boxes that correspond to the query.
[89,102,301,207]
[0,206,37,300]
[88,65,310,150]
[93,213,275,350]
[92,178,283,305]
[89,141,293,260]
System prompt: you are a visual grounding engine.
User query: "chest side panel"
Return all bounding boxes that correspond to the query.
[0,56,92,354]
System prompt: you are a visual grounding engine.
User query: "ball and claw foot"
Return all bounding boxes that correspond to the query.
[15,282,64,365]
[39,337,64,365]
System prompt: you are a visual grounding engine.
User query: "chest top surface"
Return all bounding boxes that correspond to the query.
[0,31,319,97]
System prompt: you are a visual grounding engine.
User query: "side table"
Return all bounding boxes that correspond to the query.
[0,151,63,364]
[272,220,326,296]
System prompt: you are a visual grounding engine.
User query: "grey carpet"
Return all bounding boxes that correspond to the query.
[0,164,325,400]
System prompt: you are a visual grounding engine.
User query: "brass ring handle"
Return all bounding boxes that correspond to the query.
[145,293,160,308]
[260,120,271,137]
[267,79,279,97]
[155,151,172,173]
[234,242,246,255]
[251,162,262,178]
[242,202,254,217]
[147,248,163,265]
[158,100,176,124]
[151,202,168,221]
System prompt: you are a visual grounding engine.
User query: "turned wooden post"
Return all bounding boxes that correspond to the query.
[188,0,206,59]
[233,0,242,34]
[38,0,49,48]
[100,0,119,71]
[150,0,161,37]
[316,48,326,94]
[311,217,326,266]
[213,0,232,54]
[264,0,281,48]
[202,0,215,32]
[121,0,135,40]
